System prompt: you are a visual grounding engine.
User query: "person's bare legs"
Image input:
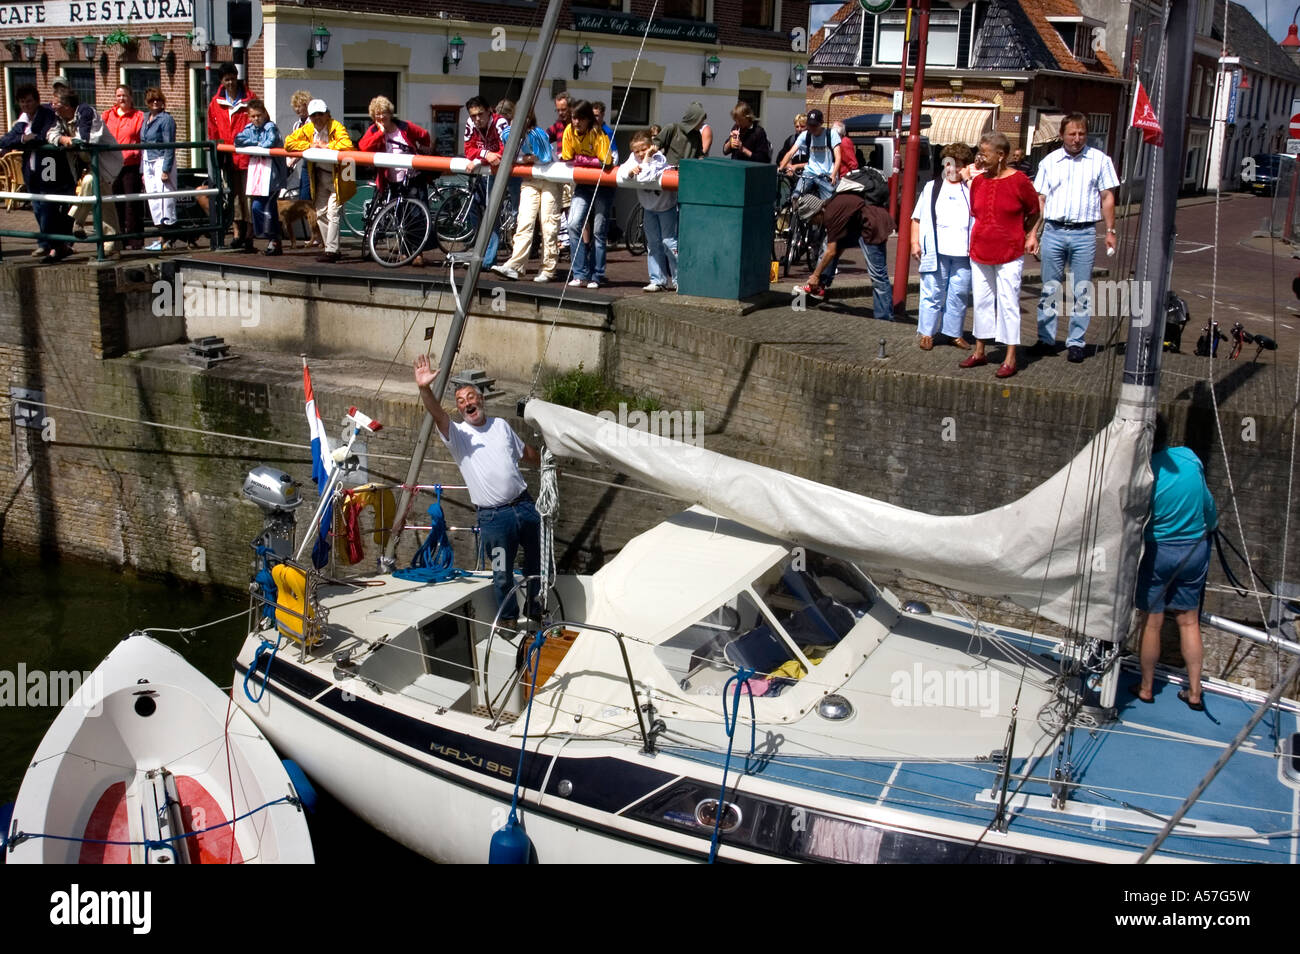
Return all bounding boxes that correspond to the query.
[1137,609,1163,701]
[1173,607,1203,704]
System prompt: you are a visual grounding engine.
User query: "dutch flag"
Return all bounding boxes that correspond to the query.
[303,358,334,568]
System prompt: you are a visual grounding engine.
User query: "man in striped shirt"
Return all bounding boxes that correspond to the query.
[1030,113,1119,363]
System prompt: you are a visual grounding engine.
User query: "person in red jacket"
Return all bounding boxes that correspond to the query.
[208,62,256,250]
[831,121,858,175]
[358,96,433,265]
[104,85,145,250]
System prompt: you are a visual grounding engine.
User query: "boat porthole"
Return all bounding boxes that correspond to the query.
[134,695,157,717]
[695,799,742,833]
[557,779,573,797]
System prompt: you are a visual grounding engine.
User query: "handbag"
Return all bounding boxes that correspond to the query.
[246,155,272,197]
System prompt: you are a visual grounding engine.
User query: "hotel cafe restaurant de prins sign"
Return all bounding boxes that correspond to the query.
[0,0,195,28]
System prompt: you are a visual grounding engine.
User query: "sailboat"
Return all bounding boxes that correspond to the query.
[225,0,1299,863]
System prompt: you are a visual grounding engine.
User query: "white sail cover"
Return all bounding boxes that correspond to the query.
[525,394,1154,640]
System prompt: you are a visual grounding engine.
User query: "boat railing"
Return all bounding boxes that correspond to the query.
[489,616,657,755]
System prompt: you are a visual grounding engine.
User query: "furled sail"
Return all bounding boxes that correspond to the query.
[525,394,1153,640]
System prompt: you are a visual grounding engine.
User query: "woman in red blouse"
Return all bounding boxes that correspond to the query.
[958,132,1040,378]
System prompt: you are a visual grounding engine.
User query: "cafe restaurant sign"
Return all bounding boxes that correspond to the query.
[572,8,717,43]
[0,0,194,28]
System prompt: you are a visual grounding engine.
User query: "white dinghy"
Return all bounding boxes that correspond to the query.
[6,632,314,864]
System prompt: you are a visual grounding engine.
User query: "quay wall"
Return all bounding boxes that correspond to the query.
[0,263,1296,692]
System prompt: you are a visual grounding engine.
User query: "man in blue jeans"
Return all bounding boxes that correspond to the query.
[413,354,541,623]
[1031,112,1119,363]
[795,191,894,321]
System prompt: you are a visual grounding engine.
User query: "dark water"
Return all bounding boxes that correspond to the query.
[0,549,432,866]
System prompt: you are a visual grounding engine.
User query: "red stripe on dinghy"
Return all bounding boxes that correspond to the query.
[176,776,244,864]
[80,781,131,864]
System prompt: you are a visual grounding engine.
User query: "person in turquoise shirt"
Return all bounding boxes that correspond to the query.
[1133,414,1218,710]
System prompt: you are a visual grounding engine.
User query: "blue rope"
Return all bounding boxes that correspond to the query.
[503,629,547,830]
[9,795,298,853]
[708,667,756,864]
[243,636,282,704]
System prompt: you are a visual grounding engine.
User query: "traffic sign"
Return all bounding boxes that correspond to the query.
[859,0,895,13]
[1288,139,1300,156]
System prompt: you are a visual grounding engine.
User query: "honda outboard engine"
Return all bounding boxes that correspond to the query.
[243,465,303,560]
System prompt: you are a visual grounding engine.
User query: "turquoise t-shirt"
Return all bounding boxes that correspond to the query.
[1147,446,1218,543]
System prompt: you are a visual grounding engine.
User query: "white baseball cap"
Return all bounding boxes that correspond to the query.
[307,98,328,115]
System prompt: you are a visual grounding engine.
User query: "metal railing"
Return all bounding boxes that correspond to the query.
[0,139,224,261]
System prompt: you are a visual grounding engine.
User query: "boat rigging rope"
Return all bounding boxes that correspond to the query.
[6,795,300,856]
[243,635,285,704]
[708,668,755,864]
[499,629,547,844]
[527,0,663,399]
[536,448,559,614]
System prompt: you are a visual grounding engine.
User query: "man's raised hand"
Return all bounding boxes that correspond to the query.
[413,354,439,389]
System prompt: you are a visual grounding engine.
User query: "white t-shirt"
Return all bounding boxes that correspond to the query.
[933,179,972,257]
[440,416,527,508]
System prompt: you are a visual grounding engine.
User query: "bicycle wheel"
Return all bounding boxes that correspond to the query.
[367,196,432,268]
[624,205,646,256]
[434,188,481,255]
[341,182,375,238]
[773,203,792,278]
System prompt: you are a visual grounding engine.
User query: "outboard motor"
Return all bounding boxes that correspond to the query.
[243,466,304,560]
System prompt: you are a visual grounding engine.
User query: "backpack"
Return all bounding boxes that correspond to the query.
[835,166,888,207]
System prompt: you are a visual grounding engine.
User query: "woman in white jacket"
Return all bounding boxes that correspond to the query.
[910,142,975,351]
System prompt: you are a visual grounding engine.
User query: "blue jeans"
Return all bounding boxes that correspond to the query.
[644,205,678,287]
[794,171,834,200]
[476,175,501,266]
[568,185,610,282]
[918,254,971,338]
[1036,224,1098,348]
[32,197,73,251]
[251,195,280,239]
[477,496,541,619]
[823,239,893,320]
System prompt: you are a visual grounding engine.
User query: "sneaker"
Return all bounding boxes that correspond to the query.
[533,272,555,283]
[145,240,164,251]
[491,265,520,280]
[796,283,826,301]
[1067,346,1086,363]
[642,283,665,292]
[586,280,600,289]
[568,277,586,287]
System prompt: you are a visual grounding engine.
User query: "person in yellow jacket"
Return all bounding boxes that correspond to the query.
[285,98,355,262]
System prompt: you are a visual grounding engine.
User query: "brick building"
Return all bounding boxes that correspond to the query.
[805,0,1123,175]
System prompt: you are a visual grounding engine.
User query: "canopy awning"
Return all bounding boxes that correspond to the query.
[919,103,997,146]
[1034,112,1067,146]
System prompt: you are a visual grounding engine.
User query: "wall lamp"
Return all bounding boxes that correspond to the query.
[81,35,98,60]
[573,43,593,81]
[22,35,39,62]
[702,53,720,86]
[307,25,331,68]
[443,34,464,73]
[148,33,168,61]
[787,62,804,91]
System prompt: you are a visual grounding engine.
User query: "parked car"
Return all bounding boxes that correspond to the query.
[1242,153,1292,196]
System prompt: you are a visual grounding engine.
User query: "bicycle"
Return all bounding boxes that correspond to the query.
[783,173,829,276]
[433,174,516,258]
[364,178,433,268]
[622,203,646,256]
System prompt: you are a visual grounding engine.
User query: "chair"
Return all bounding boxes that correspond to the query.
[0,151,27,211]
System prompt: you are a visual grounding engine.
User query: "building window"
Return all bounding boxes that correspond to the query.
[480,77,524,115]
[6,67,38,126]
[738,89,763,119]
[344,70,399,151]
[1195,0,1214,36]
[62,67,96,110]
[610,86,652,126]
[742,0,774,30]
[1086,112,1110,152]
[664,0,708,22]
[122,68,161,110]
[1191,66,1203,117]
[877,10,959,67]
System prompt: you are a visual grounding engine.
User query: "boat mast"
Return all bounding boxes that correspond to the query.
[383,0,566,567]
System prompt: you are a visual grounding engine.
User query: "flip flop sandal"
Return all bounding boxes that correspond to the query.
[1178,689,1205,711]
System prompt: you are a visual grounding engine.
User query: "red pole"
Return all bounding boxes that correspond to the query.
[888,0,914,224]
[893,0,929,311]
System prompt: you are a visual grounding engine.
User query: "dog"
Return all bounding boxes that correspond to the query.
[277,198,323,248]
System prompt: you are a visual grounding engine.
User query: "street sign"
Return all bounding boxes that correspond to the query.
[858,0,895,13]
[1288,140,1300,156]
[1290,114,1300,139]
[892,90,904,113]
[193,0,263,50]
